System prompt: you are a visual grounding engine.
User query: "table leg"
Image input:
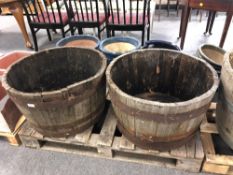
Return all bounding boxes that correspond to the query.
[205,11,212,35]
[209,11,216,35]
[9,3,32,48]
[219,13,232,48]
[158,0,162,21]
[178,4,185,38]
[180,5,190,49]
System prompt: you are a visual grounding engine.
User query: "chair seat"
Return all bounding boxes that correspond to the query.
[72,13,106,24]
[33,12,68,24]
[108,13,148,25]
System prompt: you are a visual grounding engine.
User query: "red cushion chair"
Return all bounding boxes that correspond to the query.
[64,0,107,39]
[33,12,69,24]
[104,0,151,45]
[21,0,70,51]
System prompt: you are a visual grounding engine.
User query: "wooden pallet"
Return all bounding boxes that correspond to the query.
[18,105,204,173]
[0,116,26,146]
[201,103,233,175]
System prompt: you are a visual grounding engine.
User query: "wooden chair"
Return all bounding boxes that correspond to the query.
[21,0,70,51]
[64,0,106,38]
[104,0,151,45]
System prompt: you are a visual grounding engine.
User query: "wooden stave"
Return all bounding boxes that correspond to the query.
[107,49,219,150]
[216,51,233,149]
[2,48,107,137]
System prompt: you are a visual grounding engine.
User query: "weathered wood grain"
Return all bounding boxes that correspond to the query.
[216,51,233,150]
[2,48,107,137]
[106,49,218,150]
[18,106,204,173]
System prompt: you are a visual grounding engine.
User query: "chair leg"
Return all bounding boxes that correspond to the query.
[107,29,111,37]
[52,29,57,33]
[205,11,212,35]
[78,27,83,34]
[199,10,203,22]
[61,28,65,38]
[141,30,145,45]
[158,0,162,21]
[31,28,38,51]
[97,27,101,39]
[167,0,170,17]
[47,29,52,41]
[176,0,179,16]
[147,25,150,41]
[112,30,115,36]
[209,11,216,35]
[70,26,75,35]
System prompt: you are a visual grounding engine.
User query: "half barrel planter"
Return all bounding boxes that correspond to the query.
[106,49,219,150]
[2,48,107,137]
[216,51,233,149]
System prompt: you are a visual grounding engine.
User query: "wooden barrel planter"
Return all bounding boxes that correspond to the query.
[216,51,233,150]
[197,44,226,76]
[106,49,219,150]
[2,48,107,137]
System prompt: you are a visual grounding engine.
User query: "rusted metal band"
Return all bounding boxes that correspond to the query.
[34,113,103,138]
[30,103,105,135]
[118,122,198,142]
[117,123,196,151]
[110,91,209,123]
[38,85,105,108]
[11,81,105,109]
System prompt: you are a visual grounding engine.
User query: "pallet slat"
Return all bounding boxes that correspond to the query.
[97,107,117,147]
[206,154,233,166]
[200,132,215,155]
[170,145,187,158]
[203,163,229,174]
[74,126,93,144]
[119,136,135,150]
[200,115,218,134]
[201,102,233,175]
[195,133,204,159]
[18,106,204,173]
[186,137,195,159]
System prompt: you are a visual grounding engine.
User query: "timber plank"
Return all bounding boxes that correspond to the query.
[97,107,117,147]
[18,105,204,173]
[200,103,233,174]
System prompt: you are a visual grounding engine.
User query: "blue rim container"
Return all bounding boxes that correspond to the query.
[99,37,141,62]
[56,35,100,49]
[143,40,180,51]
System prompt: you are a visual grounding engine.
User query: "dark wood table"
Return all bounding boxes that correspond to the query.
[179,0,233,49]
[0,0,32,48]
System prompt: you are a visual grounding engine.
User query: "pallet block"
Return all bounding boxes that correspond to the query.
[18,106,204,173]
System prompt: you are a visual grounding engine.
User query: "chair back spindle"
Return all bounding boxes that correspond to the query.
[64,0,106,38]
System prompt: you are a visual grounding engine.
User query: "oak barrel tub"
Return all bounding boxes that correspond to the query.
[216,51,233,149]
[106,49,219,150]
[2,48,107,137]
